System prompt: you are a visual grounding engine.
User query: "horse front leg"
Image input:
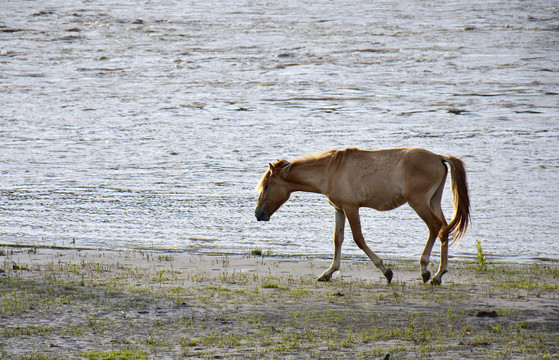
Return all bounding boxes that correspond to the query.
[318,208,345,282]
[344,207,393,284]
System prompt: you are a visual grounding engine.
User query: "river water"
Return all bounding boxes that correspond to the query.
[1,0,558,262]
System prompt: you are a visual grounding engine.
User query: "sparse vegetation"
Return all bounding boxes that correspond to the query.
[250,248,273,257]
[0,246,558,359]
[476,239,487,272]
[80,348,148,360]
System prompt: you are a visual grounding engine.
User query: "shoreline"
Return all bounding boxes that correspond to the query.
[1,243,557,264]
[1,246,558,359]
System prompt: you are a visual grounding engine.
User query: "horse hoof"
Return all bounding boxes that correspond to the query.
[317,274,331,282]
[422,271,431,283]
[430,278,442,286]
[384,269,393,284]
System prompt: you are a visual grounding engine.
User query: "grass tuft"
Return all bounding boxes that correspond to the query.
[80,348,148,360]
[476,240,487,272]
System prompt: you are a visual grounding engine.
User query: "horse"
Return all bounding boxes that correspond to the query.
[255,147,470,285]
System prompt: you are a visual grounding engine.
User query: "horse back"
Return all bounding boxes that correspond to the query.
[327,148,445,210]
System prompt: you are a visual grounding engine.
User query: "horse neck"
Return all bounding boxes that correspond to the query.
[286,156,330,194]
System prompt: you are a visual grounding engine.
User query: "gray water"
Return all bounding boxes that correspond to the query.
[1,0,558,262]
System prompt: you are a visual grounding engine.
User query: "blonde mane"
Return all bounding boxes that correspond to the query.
[255,159,293,191]
[255,150,349,192]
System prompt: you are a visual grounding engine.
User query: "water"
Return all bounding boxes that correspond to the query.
[1,0,558,262]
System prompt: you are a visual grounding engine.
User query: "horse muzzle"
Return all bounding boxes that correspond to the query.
[255,206,270,221]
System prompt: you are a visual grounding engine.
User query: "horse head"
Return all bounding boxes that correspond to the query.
[254,160,292,221]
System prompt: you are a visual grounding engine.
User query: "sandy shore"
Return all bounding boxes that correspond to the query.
[1,246,558,359]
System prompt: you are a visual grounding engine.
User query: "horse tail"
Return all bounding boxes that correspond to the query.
[441,156,471,245]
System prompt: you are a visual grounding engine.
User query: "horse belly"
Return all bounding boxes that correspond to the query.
[361,161,407,210]
[351,172,405,210]
[365,193,406,211]
[328,149,407,210]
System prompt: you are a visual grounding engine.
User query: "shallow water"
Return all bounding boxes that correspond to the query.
[1,0,558,262]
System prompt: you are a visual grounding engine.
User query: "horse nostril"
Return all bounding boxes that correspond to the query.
[255,207,270,221]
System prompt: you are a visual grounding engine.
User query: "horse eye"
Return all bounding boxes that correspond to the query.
[264,185,268,191]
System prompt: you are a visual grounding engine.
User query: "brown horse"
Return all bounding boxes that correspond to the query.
[255,147,470,285]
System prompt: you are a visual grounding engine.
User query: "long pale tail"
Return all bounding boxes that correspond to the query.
[441,156,471,244]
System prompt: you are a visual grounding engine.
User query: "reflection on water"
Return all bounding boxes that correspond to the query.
[1,0,558,261]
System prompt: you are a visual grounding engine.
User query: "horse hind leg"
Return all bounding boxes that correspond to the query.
[409,197,444,284]
[430,185,449,285]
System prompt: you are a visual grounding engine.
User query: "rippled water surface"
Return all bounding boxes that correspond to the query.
[1,0,558,261]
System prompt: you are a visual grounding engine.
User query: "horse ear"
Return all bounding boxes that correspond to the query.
[268,163,275,175]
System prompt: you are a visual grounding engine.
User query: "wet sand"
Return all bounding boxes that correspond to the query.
[1,246,558,359]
